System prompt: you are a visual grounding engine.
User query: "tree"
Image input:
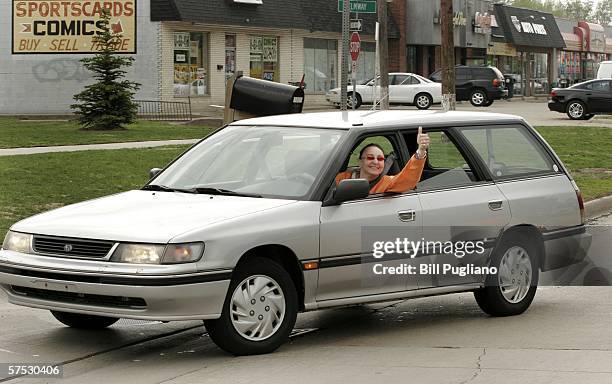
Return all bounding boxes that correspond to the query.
[71,9,139,130]
[563,0,593,21]
[594,0,612,26]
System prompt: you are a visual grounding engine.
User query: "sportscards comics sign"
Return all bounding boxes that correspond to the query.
[12,0,137,54]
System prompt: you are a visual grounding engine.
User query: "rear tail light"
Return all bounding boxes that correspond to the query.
[550,90,557,97]
[492,79,501,87]
[571,180,586,224]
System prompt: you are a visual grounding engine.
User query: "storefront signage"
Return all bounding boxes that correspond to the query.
[12,0,136,54]
[473,12,491,34]
[511,15,547,35]
[433,11,467,27]
[174,32,190,50]
[262,37,277,62]
[487,42,517,57]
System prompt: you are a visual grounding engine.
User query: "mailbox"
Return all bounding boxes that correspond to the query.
[230,76,305,116]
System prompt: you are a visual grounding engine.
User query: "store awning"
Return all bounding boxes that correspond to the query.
[150,0,399,38]
[494,4,565,49]
[561,32,581,51]
[607,38,612,54]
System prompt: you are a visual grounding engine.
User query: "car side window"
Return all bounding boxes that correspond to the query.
[346,136,396,170]
[456,68,471,81]
[393,75,409,85]
[407,131,481,190]
[472,68,493,79]
[459,125,556,179]
[592,81,610,92]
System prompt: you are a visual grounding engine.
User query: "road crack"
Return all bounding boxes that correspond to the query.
[458,347,486,384]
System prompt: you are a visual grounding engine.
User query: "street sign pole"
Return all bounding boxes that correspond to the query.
[352,61,357,110]
[340,0,350,112]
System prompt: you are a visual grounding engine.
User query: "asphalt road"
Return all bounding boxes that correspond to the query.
[0,213,610,384]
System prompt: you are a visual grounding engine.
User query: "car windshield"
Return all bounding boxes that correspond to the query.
[149,125,345,200]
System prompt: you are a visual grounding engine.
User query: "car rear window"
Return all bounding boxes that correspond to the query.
[459,125,557,180]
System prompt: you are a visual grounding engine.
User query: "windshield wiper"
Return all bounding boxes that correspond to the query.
[142,184,195,194]
[188,187,263,198]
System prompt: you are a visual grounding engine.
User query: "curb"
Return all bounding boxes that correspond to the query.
[585,195,612,219]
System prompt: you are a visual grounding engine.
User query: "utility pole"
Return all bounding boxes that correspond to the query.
[377,0,390,110]
[440,0,456,111]
[340,0,350,111]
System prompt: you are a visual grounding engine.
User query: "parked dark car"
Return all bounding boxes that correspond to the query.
[548,79,612,120]
[429,65,508,107]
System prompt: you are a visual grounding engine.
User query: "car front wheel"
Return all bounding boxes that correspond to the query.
[205,257,298,355]
[51,311,119,329]
[566,100,587,120]
[474,232,539,317]
[469,89,488,107]
[414,93,433,110]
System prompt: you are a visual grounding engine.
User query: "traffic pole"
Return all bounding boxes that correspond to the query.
[340,0,350,112]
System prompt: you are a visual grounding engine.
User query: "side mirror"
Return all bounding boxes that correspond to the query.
[331,179,370,205]
[149,168,162,180]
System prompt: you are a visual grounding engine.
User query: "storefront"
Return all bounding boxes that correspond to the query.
[405,0,491,77]
[575,22,608,80]
[492,4,565,96]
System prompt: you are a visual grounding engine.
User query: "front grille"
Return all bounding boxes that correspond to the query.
[11,285,147,309]
[33,235,115,259]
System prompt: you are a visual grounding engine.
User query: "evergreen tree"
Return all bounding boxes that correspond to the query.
[71,9,140,130]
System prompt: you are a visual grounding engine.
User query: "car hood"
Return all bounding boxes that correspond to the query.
[12,190,296,243]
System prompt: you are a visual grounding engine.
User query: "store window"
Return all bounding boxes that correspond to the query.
[303,38,338,93]
[558,51,581,84]
[250,36,279,82]
[173,32,209,97]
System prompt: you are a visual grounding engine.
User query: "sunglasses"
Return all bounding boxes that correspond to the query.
[362,154,385,162]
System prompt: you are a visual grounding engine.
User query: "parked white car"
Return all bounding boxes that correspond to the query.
[596,61,612,79]
[326,73,442,109]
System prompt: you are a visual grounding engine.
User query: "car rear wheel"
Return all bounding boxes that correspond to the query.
[51,311,119,329]
[347,92,362,109]
[205,257,298,355]
[469,89,488,107]
[482,99,494,107]
[566,100,587,120]
[414,93,433,110]
[474,232,539,317]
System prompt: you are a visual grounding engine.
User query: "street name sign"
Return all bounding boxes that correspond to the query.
[337,0,376,13]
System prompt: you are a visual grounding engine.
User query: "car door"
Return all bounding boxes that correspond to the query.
[455,68,472,100]
[317,133,422,301]
[409,128,511,288]
[389,74,410,103]
[587,80,612,112]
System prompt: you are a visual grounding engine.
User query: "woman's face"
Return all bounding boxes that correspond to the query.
[359,146,385,182]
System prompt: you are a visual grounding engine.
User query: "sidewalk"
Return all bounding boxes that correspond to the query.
[0,139,199,157]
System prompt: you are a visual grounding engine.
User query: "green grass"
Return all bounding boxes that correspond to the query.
[0,117,215,148]
[0,145,188,236]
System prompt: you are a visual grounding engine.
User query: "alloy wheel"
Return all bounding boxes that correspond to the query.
[471,92,485,106]
[416,95,431,109]
[568,102,584,119]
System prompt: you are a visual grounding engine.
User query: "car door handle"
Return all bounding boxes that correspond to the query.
[586,93,592,96]
[398,210,416,222]
[488,200,503,211]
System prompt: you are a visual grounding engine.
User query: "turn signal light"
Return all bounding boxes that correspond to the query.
[303,262,319,270]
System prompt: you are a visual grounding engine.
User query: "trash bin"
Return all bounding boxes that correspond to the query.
[558,78,569,88]
[230,76,305,116]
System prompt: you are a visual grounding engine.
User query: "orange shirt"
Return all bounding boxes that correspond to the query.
[335,154,426,194]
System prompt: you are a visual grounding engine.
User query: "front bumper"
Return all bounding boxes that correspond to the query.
[0,251,231,321]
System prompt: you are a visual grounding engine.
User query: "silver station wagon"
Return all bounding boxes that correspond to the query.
[0,111,591,355]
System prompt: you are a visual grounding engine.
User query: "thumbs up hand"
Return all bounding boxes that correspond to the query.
[417,126,429,159]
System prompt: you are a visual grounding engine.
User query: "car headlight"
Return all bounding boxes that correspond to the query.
[110,242,204,264]
[2,231,32,253]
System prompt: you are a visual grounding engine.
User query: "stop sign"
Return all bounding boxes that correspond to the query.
[349,32,360,61]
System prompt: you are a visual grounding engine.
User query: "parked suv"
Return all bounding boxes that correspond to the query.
[0,111,590,355]
[430,65,508,106]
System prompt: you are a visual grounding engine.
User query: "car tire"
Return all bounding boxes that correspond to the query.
[469,89,488,107]
[347,92,362,109]
[474,232,539,317]
[51,311,119,329]
[205,257,298,355]
[482,99,494,107]
[566,100,587,120]
[583,114,595,120]
[414,93,433,110]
